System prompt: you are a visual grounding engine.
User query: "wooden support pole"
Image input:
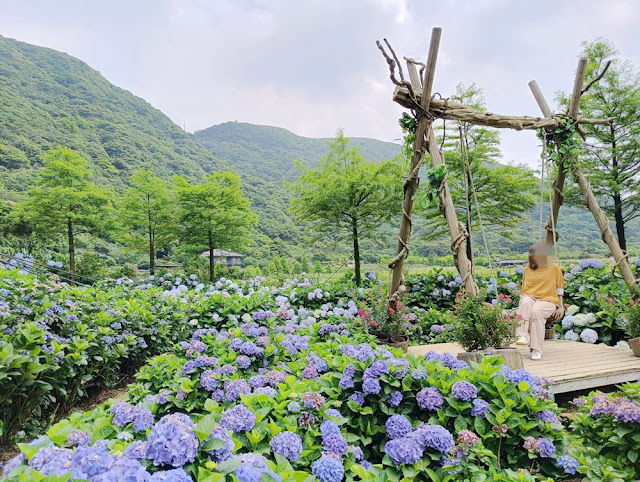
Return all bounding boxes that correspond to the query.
[572,167,640,296]
[427,127,478,295]
[389,27,441,296]
[528,80,553,117]
[405,59,422,91]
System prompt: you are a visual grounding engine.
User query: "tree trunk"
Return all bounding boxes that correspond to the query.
[545,162,566,246]
[149,235,155,276]
[208,229,215,282]
[352,219,361,286]
[67,218,75,282]
[613,193,626,251]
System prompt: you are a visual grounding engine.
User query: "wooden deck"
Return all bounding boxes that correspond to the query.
[408,340,640,395]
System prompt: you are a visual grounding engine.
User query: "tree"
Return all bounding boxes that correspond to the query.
[119,169,175,275]
[417,84,537,265]
[174,172,257,281]
[559,39,640,251]
[301,255,311,274]
[288,130,403,285]
[20,147,112,279]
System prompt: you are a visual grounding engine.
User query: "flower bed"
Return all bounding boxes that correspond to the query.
[2,270,589,481]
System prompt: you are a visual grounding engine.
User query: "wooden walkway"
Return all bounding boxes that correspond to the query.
[408,340,640,395]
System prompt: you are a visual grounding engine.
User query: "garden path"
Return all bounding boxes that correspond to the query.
[409,340,640,394]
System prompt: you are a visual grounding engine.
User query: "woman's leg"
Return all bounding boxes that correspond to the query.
[529,300,557,354]
[516,295,536,341]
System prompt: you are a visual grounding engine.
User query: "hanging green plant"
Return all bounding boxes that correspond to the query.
[537,118,582,170]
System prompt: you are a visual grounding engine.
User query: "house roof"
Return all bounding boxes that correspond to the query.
[199,249,246,258]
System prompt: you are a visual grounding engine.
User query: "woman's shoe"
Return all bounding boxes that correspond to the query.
[530,350,542,360]
[516,336,529,345]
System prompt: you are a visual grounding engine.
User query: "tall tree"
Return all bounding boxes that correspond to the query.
[559,39,640,251]
[288,130,403,285]
[175,172,257,281]
[417,84,537,265]
[119,169,175,275]
[20,147,112,278]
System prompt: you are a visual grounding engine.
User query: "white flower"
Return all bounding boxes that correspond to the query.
[573,314,591,327]
[580,328,598,344]
[188,319,198,326]
[615,340,630,350]
[567,305,579,315]
[241,313,252,322]
[564,330,580,342]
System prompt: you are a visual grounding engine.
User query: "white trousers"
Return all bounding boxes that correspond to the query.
[516,294,556,353]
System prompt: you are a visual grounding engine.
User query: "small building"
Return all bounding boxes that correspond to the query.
[200,249,245,267]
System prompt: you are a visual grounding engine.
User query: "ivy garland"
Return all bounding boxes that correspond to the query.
[537,118,582,170]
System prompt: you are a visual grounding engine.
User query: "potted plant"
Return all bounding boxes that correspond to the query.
[452,292,522,369]
[626,300,640,357]
[544,319,557,340]
[361,286,410,352]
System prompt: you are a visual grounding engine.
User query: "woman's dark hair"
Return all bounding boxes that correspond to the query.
[528,242,549,270]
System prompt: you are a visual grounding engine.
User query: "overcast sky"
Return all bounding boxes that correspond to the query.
[1,0,639,168]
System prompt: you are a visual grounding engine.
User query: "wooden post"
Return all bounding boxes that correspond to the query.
[572,168,640,296]
[389,28,441,296]
[427,127,478,295]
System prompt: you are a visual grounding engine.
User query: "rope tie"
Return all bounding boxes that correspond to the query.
[611,250,629,277]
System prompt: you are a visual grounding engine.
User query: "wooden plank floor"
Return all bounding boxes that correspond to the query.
[408,340,640,394]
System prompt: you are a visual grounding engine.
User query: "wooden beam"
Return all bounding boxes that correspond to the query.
[528,80,566,246]
[405,59,422,91]
[393,87,609,130]
[572,167,640,297]
[426,127,478,295]
[569,59,587,118]
[389,27,441,296]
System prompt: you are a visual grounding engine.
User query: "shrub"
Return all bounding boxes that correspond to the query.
[626,300,640,339]
[453,293,516,352]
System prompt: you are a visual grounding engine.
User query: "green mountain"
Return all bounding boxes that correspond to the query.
[194,122,401,182]
[0,34,231,196]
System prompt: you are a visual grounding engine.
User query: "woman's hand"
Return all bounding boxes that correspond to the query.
[551,306,564,320]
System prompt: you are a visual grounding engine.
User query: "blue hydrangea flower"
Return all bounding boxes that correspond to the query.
[579,259,603,270]
[386,415,412,439]
[312,455,345,482]
[324,408,342,419]
[451,381,478,401]
[205,426,234,462]
[561,315,574,330]
[471,398,490,418]
[536,410,560,424]
[224,380,251,402]
[287,401,301,413]
[93,457,151,481]
[339,375,354,389]
[269,431,303,461]
[411,424,455,454]
[146,413,198,467]
[220,405,256,433]
[148,468,192,481]
[132,406,154,433]
[557,454,579,475]
[70,443,116,478]
[3,453,26,477]
[233,453,281,482]
[322,434,348,456]
[536,438,556,458]
[236,355,251,369]
[384,437,424,465]
[416,387,444,411]
[387,390,403,407]
[362,377,381,395]
[67,429,92,446]
[580,328,598,344]
[320,420,341,438]
[123,441,148,460]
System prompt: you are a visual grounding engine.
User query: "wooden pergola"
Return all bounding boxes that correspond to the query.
[380,27,639,298]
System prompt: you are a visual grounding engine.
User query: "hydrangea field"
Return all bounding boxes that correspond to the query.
[1,263,640,481]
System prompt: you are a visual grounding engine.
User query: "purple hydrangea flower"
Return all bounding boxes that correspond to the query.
[270,431,303,461]
[205,426,234,462]
[339,375,355,389]
[303,365,319,379]
[451,381,478,401]
[362,377,381,395]
[417,387,444,411]
[557,454,579,475]
[384,437,424,465]
[302,392,326,409]
[386,415,412,439]
[93,457,151,481]
[387,390,403,407]
[411,425,455,454]
[220,405,256,432]
[536,410,560,424]
[146,413,199,467]
[350,391,365,406]
[322,434,348,456]
[149,468,192,481]
[123,441,148,460]
[224,380,251,402]
[536,438,556,458]
[236,355,251,369]
[67,429,92,446]
[471,398,490,418]
[312,455,345,482]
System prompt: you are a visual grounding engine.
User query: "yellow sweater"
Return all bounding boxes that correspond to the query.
[522,264,565,307]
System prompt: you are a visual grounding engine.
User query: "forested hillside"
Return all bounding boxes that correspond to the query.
[0,35,231,196]
[194,122,401,182]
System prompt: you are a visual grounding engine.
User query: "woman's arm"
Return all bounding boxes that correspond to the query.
[551,265,565,319]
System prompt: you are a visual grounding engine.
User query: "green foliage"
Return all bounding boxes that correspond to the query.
[18,147,113,274]
[288,130,403,284]
[626,301,640,339]
[119,169,175,273]
[452,292,517,352]
[557,38,640,251]
[175,172,257,281]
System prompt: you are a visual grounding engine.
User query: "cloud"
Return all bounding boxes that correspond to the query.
[0,0,638,167]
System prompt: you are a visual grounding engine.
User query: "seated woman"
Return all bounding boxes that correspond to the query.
[515,242,564,360]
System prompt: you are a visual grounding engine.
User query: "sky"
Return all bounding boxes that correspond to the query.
[0,0,639,168]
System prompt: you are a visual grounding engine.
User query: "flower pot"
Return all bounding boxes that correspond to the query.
[629,337,640,357]
[377,335,409,353]
[457,348,524,370]
[545,326,556,340]
[457,350,493,366]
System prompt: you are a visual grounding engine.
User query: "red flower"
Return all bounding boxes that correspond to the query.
[388,308,396,315]
[369,321,377,327]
